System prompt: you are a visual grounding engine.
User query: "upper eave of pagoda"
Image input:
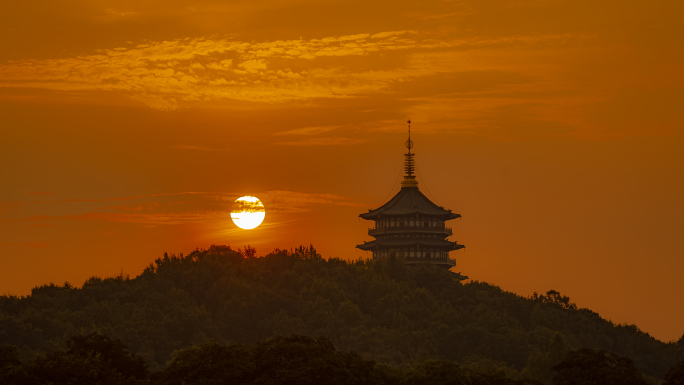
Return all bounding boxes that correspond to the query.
[359,186,461,221]
[356,237,465,251]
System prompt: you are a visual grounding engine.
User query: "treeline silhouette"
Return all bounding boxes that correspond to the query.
[4,332,683,385]
[1,245,683,384]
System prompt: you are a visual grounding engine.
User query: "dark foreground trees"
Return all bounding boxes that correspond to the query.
[161,335,541,385]
[159,335,393,385]
[5,332,684,385]
[24,332,148,385]
[0,332,148,385]
[0,345,25,385]
[551,349,648,385]
[2,332,548,385]
[663,358,684,385]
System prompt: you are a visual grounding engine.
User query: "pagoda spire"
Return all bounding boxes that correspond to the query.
[402,119,419,188]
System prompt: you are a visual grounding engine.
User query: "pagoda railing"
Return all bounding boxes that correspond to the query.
[368,226,452,236]
[403,257,456,266]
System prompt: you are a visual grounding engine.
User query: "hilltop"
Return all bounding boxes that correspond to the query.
[1,245,682,383]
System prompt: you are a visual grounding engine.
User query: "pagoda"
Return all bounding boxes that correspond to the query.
[356,121,466,273]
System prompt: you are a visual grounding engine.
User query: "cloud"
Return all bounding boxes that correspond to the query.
[0,242,52,248]
[259,190,368,213]
[273,125,339,135]
[171,144,230,151]
[274,137,367,146]
[1,27,674,138]
[103,9,138,18]
[0,29,505,109]
[9,190,367,225]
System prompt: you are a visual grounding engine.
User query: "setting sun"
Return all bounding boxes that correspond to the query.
[230,196,265,230]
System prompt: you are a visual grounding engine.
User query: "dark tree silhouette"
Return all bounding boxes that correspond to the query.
[66,332,148,380]
[251,334,382,385]
[158,341,255,385]
[407,360,469,385]
[663,358,684,385]
[25,333,148,385]
[161,334,398,385]
[552,349,648,385]
[0,345,26,385]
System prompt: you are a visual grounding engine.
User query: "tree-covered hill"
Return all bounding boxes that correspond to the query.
[1,245,682,383]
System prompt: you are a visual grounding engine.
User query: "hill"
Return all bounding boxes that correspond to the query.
[1,245,682,383]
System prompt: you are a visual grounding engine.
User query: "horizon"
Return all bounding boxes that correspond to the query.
[1,0,683,343]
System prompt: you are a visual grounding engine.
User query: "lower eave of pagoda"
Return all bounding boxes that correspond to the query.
[355,240,465,252]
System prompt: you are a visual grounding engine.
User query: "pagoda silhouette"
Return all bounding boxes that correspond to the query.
[357,121,467,276]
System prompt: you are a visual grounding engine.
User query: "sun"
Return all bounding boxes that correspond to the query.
[231,196,265,230]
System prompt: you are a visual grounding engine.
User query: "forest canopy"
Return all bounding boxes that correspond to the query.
[1,245,682,384]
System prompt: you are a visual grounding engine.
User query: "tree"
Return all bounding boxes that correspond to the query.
[159,341,255,385]
[25,333,148,385]
[66,332,148,380]
[552,349,648,385]
[407,360,469,385]
[26,350,125,385]
[0,345,26,385]
[663,358,684,385]
[160,335,398,385]
[252,334,381,385]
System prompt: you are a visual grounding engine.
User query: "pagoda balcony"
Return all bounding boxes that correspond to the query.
[368,226,453,236]
[403,256,456,267]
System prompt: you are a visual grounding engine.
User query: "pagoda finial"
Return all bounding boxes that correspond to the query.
[402,119,418,188]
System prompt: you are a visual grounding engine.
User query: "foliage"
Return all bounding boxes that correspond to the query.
[21,333,148,385]
[531,291,577,311]
[66,332,148,380]
[0,345,26,385]
[407,360,469,385]
[1,244,682,384]
[663,358,684,385]
[551,348,648,385]
[158,341,255,385]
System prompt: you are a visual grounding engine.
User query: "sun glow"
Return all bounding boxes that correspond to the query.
[231,196,265,230]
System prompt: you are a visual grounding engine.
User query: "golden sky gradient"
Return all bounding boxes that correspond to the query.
[1,0,683,341]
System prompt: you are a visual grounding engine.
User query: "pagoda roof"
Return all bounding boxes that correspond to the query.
[356,236,465,251]
[450,271,469,281]
[360,186,461,220]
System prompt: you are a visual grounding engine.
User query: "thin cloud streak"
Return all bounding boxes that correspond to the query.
[273,125,340,135]
[8,190,368,226]
[0,242,53,249]
[171,145,232,151]
[274,137,367,146]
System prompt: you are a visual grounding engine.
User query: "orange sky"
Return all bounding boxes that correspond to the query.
[1,0,683,342]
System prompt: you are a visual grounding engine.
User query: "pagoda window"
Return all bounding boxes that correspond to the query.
[401,221,406,227]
